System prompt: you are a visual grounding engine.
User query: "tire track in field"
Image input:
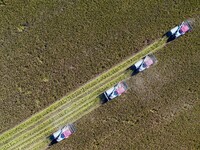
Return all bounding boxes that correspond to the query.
[1,38,167,150]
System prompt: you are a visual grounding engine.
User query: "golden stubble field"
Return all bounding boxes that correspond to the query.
[0,0,200,149]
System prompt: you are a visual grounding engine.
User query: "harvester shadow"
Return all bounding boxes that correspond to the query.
[99,93,108,104]
[162,31,174,43]
[48,135,58,147]
[126,65,140,76]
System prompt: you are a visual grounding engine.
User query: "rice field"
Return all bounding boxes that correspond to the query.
[0,0,199,150]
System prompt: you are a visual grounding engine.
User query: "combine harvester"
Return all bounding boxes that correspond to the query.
[164,20,192,42]
[48,124,76,147]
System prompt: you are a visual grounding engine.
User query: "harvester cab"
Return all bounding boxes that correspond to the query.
[130,54,157,75]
